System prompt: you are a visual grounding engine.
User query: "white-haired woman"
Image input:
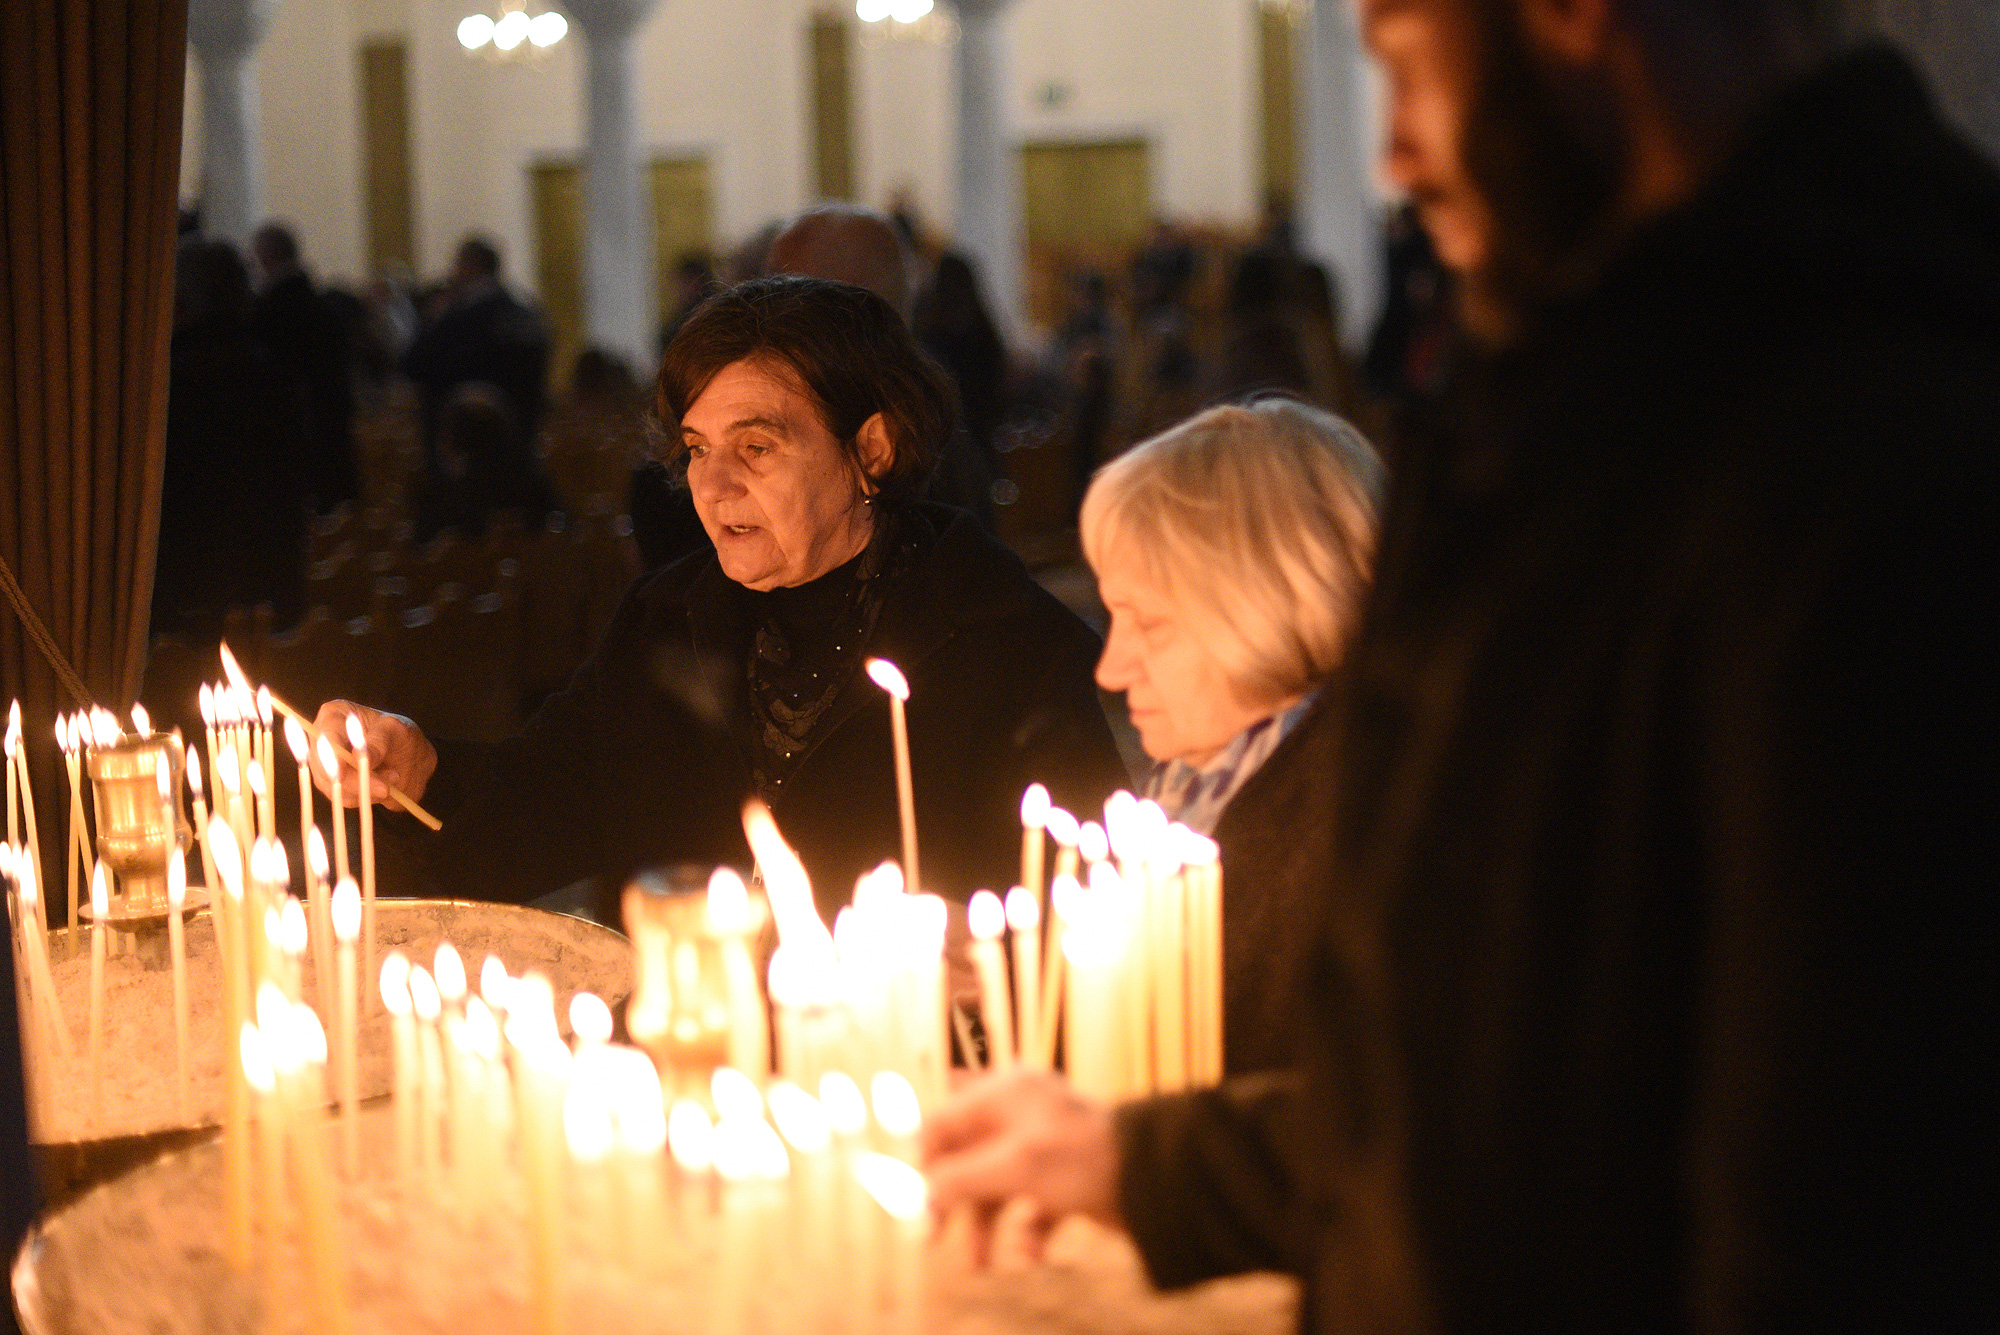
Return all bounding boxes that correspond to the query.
[1082,396,1382,1073]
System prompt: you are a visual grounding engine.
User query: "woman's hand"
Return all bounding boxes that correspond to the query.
[310,701,438,813]
[922,1069,1122,1264]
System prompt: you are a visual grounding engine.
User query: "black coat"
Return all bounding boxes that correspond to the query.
[402,282,552,453]
[1117,47,1996,1334]
[251,269,359,513]
[412,504,1129,919]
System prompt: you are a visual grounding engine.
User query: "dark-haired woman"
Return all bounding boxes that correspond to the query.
[316,276,1128,920]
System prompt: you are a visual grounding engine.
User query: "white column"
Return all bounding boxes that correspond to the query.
[186,0,280,249]
[569,0,660,372]
[950,0,1023,339]
[1302,0,1383,350]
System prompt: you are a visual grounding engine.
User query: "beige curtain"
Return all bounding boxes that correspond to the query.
[0,0,188,920]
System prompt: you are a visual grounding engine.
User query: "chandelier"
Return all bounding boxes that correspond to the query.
[458,1,569,57]
[854,0,952,44]
[855,0,934,19]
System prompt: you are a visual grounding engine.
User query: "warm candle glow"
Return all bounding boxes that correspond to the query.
[1021,782,1051,828]
[257,981,290,1041]
[819,1072,868,1136]
[240,1021,276,1095]
[215,745,240,796]
[870,1072,921,1137]
[380,952,413,1013]
[130,703,150,737]
[1079,820,1109,864]
[409,966,441,1022]
[713,1115,790,1182]
[218,642,252,696]
[285,716,309,764]
[853,1152,928,1220]
[609,1049,668,1155]
[208,817,243,898]
[766,1082,832,1154]
[1104,790,1138,862]
[1046,806,1080,847]
[465,996,501,1057]
[707,866,754,934]
[331,879,360,941]
[315,733,338,782]
[168,847,187,908]
[186,745,203,796]
[1005,885,1040,932]
[569,992,613,1045]
[711,1067,765,1123]
[246,759,267,802]
[667,1100,716,1172]
[863,657,910,701]
[344,710,366,756]
[968,889,1005,940]
[480,955,511,1009]
[564,1065,616,1164]
[741,799,834,956]
[90,861,108,917]
[256,687,273,730]
[434,943,467,1003]
[281,897,309,957]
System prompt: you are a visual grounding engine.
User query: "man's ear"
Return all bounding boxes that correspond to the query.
[856,413,896,490]
[1515,0,1615,66]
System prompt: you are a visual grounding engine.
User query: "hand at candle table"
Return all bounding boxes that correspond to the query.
[309,702,437,811]
[921,1069,1121,1265]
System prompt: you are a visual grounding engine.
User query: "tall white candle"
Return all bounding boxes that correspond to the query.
[967,890,1014,1068]
[5,702,19,851]
[168,848,191,1121]
[207,816,254,1267]
[1005,886,1043,1070]
[315,734,348,891]
[87,862,108,1128]
[865,658,920,896]
[331,879,361,1176]
[276,1003,352,1335]
[239,1012,290,1325]
[708,867,769,1077]
[1020,783,1050,913]
[408,964,445,1190]
[345,714,376,1013]
[13,857,71,1060]
[380,951,417,1187]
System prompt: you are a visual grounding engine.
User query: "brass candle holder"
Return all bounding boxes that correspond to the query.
[622,865,770,1092]
[82,731,207,965]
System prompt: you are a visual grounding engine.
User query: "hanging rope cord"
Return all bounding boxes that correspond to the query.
[0,551,96,710]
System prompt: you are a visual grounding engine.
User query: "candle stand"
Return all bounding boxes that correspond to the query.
[81,733,207,968]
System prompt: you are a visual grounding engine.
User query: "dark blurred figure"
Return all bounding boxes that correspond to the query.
[768,204,993,524]
[250,223,360,515]
[658,251,718,354]
[1118,227,1207,452]
[403,236,552,469]
[154,240,308,635]
[362,263,419,386]
[1045,270,1121,517]
[413,383,559,543]
[626,458,707,573]
[913,251,1008,478]
[1365,202,1456,404]
[1211,245,1315,401]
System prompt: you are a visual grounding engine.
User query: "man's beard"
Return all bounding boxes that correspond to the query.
[1452,0,1633,343]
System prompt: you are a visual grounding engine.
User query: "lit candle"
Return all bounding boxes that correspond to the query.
[1180,827,1223,1084]
[711,1070,789,1335]
[1061,868,1130,1101]
[740,799,835,956]
[276,1002,352,1335]
[10,704,46,933]
[345,713,376,1012]
[279,895,309,1005]
[870,1070,922,1161]
[58,715,87,932]
[967,890,1014,1068]
[246,757,270,851]
[186,745,213,893]
[208,816,254,1267]
[408,963,445,1190]
[331,878,361,1176]
[242,1002,291,1326]
[1005,886,1044,1070]
[315,734,347,892]
[255,688,276,837]
[820,1071,872,1317]
[607,1046,668,1274]
[708,867,769,1077]
[864,658,920,895]
[563,1043,619,1241]
[852,1150,929,1335]
[1047,806,1080,885]
[767,1080,835,1298]
[168,847,191,1121]
[666,1096,716,1236]
[1020,782,1049,912]
[87,862,108,1128]
[6,701,20,851]
[13,856,72,1062]
[506,979,571,1335]
[380,951,416,1187]
[463,995,509,1200]
[1039,872,1081,1072]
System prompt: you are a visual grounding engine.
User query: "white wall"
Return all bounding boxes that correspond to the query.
[186,0,1276,297]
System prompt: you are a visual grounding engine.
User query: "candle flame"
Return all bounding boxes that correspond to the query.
[1104,790,1141,863]
[408,965,441,1020]
[284,716,309,763]
[1021,782,1052,828]
[218,642,252,697]
[246,759,267,798]
[667,1100,715,1173]
[255,687,273,728]
[167,848,187,908]
[569,991,613,1045]
[90,861,109,916]
[766,1082,832,1154]
[1,843,15,882]
[13,854,36,908]
[91,708,121,748]
[706,865,755,935]
[215,745,240,795]
[294,1003,328,1067]
[264,905,283,954]
[1005,885,1040,931]
[240,1022,276,1094]
[1078,820,1109,864]
[280,897,309,957]
[344,711,366,754]
[713,1115,790,1182]
[315,733,338,782]
[1175,825,1219,867]
[853,1152,928,1221]
[1050,873,1082,921]
[610,1048,669,1154]
[968,888,1005,940]
[855,860,905,905]
[864,656,910,701]
[267,838,290,889]
[465,996,501,1059]
[331,878,360,941]
[6,699,21,751]
[479,955,511,1009]
[380,951,412,1014]
[53,715,67,753]
[257,980,289,1038]
[1088,859,1123,897]
[186,745,203,796]
[710,1067,764,1123]
[564,1069,617,1164]
[434,943,467,1002]
[307,826,328,881]
[198,683,214,728]
[741,799,834,959]
[819,1072,868,1135]
[131,703,150,737]
[870,1071,922,1137]
[207,817,244,900]
[1045,806,1080,846]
